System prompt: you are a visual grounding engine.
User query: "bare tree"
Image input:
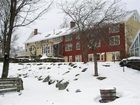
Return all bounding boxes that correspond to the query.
[10,34,19,57]
[59,0,125,76]
[0,33,19,57]
[59,17,69,29]
[0,0,53,78]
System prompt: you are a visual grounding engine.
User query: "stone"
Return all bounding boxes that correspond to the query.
[75,74,80,77]
[43,76,50,82]
[75,89,81,93]
[97,77,106,80]
[48,79,55,85]
[81,68,87,72]
[63,71,70,75]
[56,81,69,90]
[74,78,78,81]
[73,66,77,68]
[38,76,43,81]
[47,67,51,69]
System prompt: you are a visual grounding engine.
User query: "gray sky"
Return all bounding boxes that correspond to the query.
[17,0,140,47]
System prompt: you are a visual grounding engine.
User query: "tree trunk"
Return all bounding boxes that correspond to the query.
[82,40,88,62]
[80,32,88,62]
[94,53,98,76]
[1,0,16,78]
[1,54,10,78]
[1,30,13,78]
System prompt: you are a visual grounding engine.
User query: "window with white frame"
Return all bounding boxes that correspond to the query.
[64,56,68,62]
[76,42,80,50]
[42,45,47,54]
[75,55,82,62]
[109,24,120,33]
[46,46,53,56]
[112,51,120,60]
[69,56,73,62]
[65,43,72,51]
[109,35,120,46]
[46,46,50,54]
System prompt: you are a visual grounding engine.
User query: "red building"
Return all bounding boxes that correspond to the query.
[61,22,126,62]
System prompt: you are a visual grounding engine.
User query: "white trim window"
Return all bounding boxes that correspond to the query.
[75,55,82,62]
[46,45,53,56]
[112,51,120,61]
[65,43,73,51]
[64,56,68,62]
[109,35,120,46]
[69,56,73,62]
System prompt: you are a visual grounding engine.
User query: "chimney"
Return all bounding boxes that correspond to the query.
[34,29,38,35]
[70,21,75,28]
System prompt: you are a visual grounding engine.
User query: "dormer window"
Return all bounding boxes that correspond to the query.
[45,34,51,37]
[56,31,62,35]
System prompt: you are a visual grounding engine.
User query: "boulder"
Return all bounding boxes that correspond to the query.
[81,68,87,72]
[48,79,55,85]
[75,89,81,93]
[56,81,69,90]
[43,75,50,82]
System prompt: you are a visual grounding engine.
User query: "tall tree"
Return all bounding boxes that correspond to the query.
[0,32,19,58]
[59,17,69,29]
[0,0,53,78]
[59,0,125,76]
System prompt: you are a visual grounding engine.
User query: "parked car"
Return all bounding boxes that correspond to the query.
[119,57,140,70]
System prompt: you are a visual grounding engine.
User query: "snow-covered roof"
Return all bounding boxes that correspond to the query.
[25,27,76,43]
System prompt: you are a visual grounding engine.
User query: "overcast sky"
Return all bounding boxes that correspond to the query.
[17,0,140,47]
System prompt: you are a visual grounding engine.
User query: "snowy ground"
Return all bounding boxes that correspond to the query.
[0,62,140,105]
